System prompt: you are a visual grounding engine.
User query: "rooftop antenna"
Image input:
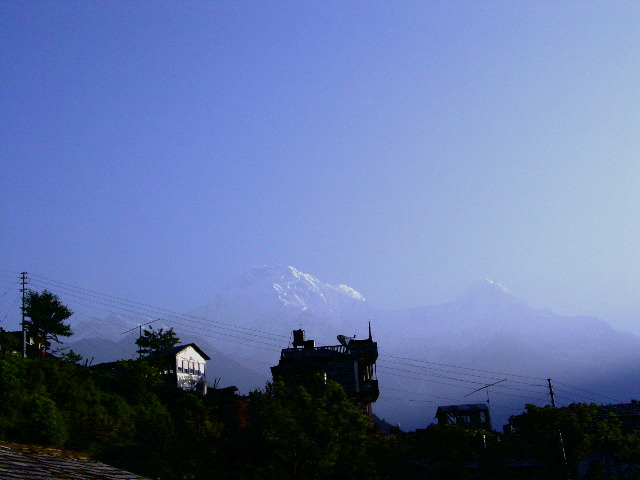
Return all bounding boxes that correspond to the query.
[120,317,159,336]
[121,317,159,358]
[464,379,506,405]
[464,379,505,430]
[368,320,372,341]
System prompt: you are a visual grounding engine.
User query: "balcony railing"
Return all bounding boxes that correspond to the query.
[280,345,347,359]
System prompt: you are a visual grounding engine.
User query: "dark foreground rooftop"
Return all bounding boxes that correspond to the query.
[0,442,149,480]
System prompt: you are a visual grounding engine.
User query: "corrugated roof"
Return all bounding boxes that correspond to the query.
[437,403,489,413]
[0,443,150,480]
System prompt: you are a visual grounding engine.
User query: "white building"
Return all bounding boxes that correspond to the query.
[158,344,211,393]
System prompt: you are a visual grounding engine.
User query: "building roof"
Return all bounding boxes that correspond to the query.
[147,343,211,361]
[0,442,150,480]
[437,403,489,413]
[91,344,211,371]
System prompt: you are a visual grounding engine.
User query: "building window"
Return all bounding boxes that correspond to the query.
[457,415,471,425]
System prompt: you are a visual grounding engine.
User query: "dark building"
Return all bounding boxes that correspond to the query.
[207,386,251,431]
[271,327,379,417]
[436,403,492,430]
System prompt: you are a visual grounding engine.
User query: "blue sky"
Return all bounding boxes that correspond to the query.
[1,2,639,333]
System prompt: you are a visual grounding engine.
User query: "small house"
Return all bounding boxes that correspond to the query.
[155,344,210,393]
[94,343,211,394]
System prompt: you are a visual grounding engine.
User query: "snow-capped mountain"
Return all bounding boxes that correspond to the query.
[372,278,640,430]
[64,265,372,394]
[63,267,640,431]
[190,265,371,352]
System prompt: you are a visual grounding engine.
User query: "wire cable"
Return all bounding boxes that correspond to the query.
[23,272,634,410]
[28,275,290,341]
[381,352,548,382]
[553,381,625,404]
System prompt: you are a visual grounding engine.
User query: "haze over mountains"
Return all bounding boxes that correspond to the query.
[65,265,640,431]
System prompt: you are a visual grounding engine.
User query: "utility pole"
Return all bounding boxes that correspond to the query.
[20,272,28,358]
[547,378,557,407]
[549,378,570,479]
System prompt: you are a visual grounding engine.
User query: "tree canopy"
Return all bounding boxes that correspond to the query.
[23,290,73,354]
[135,326,179,358]
[507,403,640,480]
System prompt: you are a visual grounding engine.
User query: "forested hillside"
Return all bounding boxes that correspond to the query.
[1,353,638,479]
[0,353,390,479]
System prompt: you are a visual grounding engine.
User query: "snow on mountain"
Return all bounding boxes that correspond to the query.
[453,278,528,317]
[61,267,640,431]
[63,265,371,393]
[191,265,371,353]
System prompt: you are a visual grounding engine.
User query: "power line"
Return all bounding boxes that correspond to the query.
[28,275,290,341]
[380,356,546,387]
[0,286,15,298]
[26,280,286,346]
[0,292,20,326]
[380,386,514,409]
[381,353,547,382]
[377,361,547,396]
[22,272,634,410]
[375,366,546,402]
[553,383,624,404]
[378,363,493,387]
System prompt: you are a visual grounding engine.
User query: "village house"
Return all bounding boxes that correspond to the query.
[146,343,210,394]
[92,343,210,395]
[271,327,379,417]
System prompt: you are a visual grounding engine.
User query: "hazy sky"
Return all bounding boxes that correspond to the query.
[2,2,639,333]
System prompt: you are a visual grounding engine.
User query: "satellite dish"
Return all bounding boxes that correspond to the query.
[337,335,354,346]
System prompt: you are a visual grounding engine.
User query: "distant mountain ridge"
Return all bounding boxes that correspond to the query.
[64,265,640,431]
[190,265,371,348]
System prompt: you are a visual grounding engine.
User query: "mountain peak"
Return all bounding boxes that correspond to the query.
[464,278,516,296]
[455,278,528,316]
[221,264,366,309]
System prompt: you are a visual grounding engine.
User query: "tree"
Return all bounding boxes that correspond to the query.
[23,290,73,355]
[0,327,20,354]
[239,377,374,479]
[135,326,179,358]
[507,403,640,480]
